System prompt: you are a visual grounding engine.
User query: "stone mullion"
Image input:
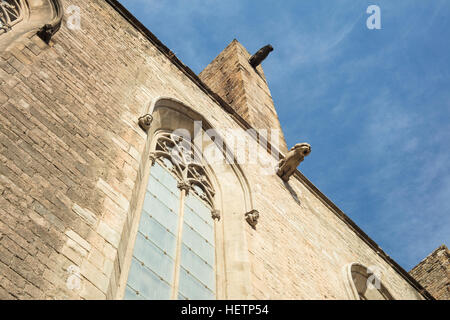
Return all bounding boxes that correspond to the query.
[170,187,187,300]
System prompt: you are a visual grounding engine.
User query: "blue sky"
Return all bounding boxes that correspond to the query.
[118,0,449,271]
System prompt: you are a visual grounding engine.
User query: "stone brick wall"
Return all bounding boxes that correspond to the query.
[0,0,165,299]
[0,0,429,300]
[410,245,449,300]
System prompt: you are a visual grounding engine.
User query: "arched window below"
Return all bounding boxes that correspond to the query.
[124,132,217,300]
[345,263,395,300]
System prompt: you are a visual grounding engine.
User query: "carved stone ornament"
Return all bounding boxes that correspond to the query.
[149,152,156,166]
[177,181,191,193]
[245,210,260,229]
[249,44,274,68]
[152,132,216,208]
[211,209,221,221]
[277,143,311,182]
[138,114,153,132]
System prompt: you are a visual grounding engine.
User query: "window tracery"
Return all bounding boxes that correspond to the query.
[151,132,216,209]
[346,263,395,300]
[0,0,24,34]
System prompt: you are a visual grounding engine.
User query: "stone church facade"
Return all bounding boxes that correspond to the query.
[0,0,440,300]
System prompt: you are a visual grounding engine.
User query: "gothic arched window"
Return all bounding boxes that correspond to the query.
[345,263,395,300]
[0,0,24,34]
[124,132,217,300]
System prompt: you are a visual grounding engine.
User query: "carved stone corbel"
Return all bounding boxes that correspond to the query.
[37,22,61,44]
[138,114,153,132]
[211,209,221,221]
[1,0,64,50]
[177,181,191,193]
[277,143,311,182]
[245,210,260,229]
[36,0,64,44]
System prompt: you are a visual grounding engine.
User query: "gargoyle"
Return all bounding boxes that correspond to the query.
[249,45,274,68]
[277,143,311,182]
[138,114,153,132]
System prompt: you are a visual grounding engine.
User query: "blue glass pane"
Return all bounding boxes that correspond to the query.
[178,292,188,300]
[180,244,215,291]
[126,258,171,300]
[138,212,177,258]
[150,162,179,194]
[147,176,179,212]
[142,191,178,234]
[181,193,216,300]
[126,162,180,300]
[184,205,214,244]
[178,267,215,300]
[127,159,217,301]
[185,195,213,225]
[133,232,175,283]
[182,223,214,266]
